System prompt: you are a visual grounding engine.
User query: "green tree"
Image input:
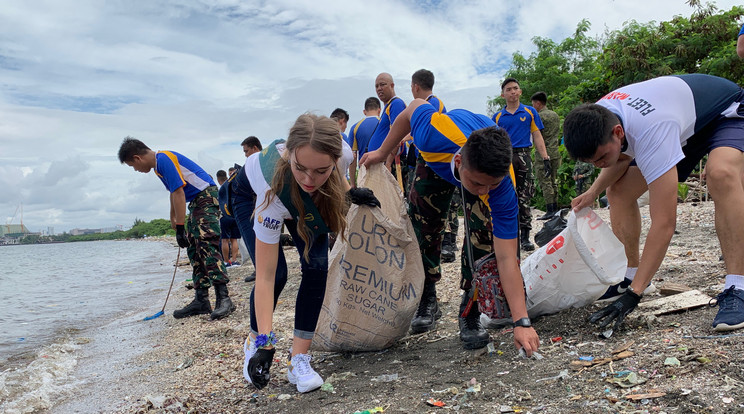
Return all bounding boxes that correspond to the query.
[487,19,601,116]
[598,4,744,91]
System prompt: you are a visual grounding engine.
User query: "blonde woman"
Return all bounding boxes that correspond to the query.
[234,114,379,393]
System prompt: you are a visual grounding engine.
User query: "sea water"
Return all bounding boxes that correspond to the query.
[0,239,179,413]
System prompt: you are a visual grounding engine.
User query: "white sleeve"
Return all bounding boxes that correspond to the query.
[630,121,685,184]
[244,155,291,244]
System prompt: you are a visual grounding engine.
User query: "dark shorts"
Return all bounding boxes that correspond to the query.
[220,216,241,239]
[630,101,744,182]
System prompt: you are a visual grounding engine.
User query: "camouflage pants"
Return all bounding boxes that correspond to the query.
[512,148,534,233]
[535,157,561,205]
[187,186,229,289]
[576,176,594,196]
[409,157,493,291]
[444,190,462,236]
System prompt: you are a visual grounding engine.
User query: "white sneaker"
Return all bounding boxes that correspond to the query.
[242,337,256,383]
[287,353,323,393]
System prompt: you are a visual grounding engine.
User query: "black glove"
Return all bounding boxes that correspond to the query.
[348,187,381,208]
[175,224,189,248]
[247,348,275,390]
[543,159,552,179]
[588,290,641,331]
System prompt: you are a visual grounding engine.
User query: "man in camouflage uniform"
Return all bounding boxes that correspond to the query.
[441,190,461,263]
[573,161,595,196]
[492,79,551,251]
[118,137,235,320]
[531,92,562,219]
[361,100,541,355]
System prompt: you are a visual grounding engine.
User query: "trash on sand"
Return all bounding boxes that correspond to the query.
[599,329,613,339]
[326,371,356,382]
[352,407,384,414]
[371,373,399,382]
[535,369,569,383]
[696,356,712,364]
[464,378,481,393]
[320,382,334,392]
[570,351,634,370]
[518,348,544,360]
[722,397,734,404]
[174,356,194,371]
[664,357,681,366]
[550,336,563,343]
[426,398,445,407]
[606,371,647,388]
[611,341,635,354]
[277,394,292,400]
[578,356,594,361]
[431,386,459,394]
[625,391,666,401]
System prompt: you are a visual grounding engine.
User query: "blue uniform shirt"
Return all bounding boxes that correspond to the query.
[155,151,214,202]
[492,104,543,148]
[367,96,406,152]
[347,116,380,160]
[410,104,518,239]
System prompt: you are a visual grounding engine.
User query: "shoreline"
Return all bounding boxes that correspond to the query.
[42,202,744,413]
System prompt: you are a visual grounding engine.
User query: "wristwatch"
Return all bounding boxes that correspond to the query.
[627,284,643,298]
[514,317,532,328]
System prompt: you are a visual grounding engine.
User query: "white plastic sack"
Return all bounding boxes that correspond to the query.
[312,164,425,351]
[521,207,626,318]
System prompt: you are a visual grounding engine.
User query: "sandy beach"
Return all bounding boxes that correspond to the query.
[50,201,744,413]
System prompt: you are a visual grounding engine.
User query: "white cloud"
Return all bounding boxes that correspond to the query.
[0,0,740,232]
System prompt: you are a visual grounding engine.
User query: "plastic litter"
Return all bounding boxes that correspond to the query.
[371,373,399,382]
[664,357,681,366]
[426,398,445,407]
[518,348,544,360]
[599,329,613,339]
[535,369,569,382]
[606,371,646,388]
[320,382,334,392]
[578,356,594,361]
[352,407,384,414]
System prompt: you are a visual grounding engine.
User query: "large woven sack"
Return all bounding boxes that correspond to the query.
[312,164,425,351]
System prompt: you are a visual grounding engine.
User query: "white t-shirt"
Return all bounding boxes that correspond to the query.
[596,75,742,184]
[244,140,351,243]
[243,143,292,244]
[340,137,353,178]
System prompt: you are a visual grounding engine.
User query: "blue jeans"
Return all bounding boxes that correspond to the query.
[231,171,329,339]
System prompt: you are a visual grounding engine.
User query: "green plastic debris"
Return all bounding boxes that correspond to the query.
[664,357,681,366]
[606,371,646,388]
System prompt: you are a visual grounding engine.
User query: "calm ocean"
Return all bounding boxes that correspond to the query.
[0,239,180,413]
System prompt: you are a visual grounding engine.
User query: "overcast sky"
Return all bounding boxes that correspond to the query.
[1,0,741,234]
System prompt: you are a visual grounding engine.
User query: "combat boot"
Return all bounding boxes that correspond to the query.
[537,203,558,220]
[211,283,236,320]
[458,293,490,349]
[173,288,211,319]
[520,230,535,252]
[441,232,456,263]
[410,282,441,334]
